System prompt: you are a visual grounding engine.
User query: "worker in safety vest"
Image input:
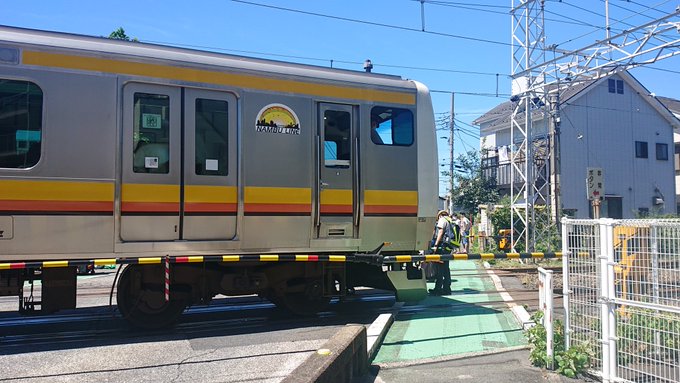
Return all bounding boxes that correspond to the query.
[429,210,461,295]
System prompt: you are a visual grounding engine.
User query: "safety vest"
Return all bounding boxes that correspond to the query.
[442,216,461,251]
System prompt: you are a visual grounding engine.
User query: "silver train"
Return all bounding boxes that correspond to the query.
[0,26,437,327]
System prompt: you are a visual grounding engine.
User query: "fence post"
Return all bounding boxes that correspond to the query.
[561,217,570,349]
[651,223,662,357]
[599,218,617,383]
[539,267,554,370]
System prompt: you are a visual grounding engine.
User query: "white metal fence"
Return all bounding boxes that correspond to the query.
[562,218,680,383]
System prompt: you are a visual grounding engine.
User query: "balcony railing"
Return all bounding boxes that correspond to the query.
[482,156,549,189]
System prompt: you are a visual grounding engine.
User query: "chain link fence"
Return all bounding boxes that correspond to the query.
[562,218,680,383]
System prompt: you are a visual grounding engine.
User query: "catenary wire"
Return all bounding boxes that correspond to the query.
[140,38,505,78]
[231,0,512,47]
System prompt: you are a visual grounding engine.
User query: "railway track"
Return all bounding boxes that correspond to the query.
[0,291,397,351]
[1,264,558,352]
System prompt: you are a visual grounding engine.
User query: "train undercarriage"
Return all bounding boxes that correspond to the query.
[0,258,417,329]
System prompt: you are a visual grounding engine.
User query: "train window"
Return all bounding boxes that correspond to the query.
[370,107,413,146]
[195,99,228,176]
[0,79,43,169]
[324,110,351,168]
[133,93,170,173]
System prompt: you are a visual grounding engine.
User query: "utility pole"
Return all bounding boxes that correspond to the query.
[449,92,455,213]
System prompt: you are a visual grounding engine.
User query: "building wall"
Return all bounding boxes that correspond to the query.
[559,76,676,218]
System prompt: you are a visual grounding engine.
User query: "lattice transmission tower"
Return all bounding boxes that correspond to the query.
[509,0,680,251]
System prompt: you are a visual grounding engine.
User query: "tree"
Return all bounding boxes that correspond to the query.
[108,27,138,42]
[451,149,500,214]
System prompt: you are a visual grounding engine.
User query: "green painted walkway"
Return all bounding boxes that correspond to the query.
[373,260,526,364]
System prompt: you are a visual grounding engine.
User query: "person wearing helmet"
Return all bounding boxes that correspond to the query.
[429,210,460,295]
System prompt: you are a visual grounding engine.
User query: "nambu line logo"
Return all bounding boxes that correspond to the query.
[255,104,300,135]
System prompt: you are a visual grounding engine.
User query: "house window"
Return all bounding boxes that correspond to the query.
[608,79,624,94]
[589,196,622,219]
[656,143,668,161]
[635,141,648,158]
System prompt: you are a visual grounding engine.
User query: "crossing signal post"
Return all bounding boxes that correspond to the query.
[587,168,604,219]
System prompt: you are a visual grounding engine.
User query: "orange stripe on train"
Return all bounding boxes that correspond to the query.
[320,204,353,214]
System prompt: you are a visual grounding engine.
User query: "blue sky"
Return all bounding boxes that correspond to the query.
[2,0,679,195]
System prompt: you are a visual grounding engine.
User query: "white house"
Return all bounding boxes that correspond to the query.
[658,96,680,213]
[473,71,680,219]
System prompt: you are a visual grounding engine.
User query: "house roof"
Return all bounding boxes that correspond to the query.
[474,71,680,132]
[472,79,595,131]
[658,96,680,115]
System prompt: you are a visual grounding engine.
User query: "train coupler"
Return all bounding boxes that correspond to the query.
[351,242,392,265]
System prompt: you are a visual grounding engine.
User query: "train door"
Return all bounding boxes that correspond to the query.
[120,84,237,241]
[316,103,357,238]
[182,89,237,240]
[121,84,181,241]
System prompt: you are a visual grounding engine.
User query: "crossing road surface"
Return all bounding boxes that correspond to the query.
[0,269,394,383]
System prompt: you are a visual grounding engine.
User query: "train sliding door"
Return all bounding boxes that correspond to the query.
[316,103,357,238]
[182,89,237,240]
[121,84,181,241]
[120,84,237,241]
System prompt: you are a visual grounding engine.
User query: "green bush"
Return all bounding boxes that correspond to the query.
[618,308,680,365]
[525,312,592,378]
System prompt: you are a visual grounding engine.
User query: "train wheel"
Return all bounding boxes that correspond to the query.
[275,278,330,315]
[116,264,187,329]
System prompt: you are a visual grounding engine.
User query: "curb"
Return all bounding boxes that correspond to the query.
[283,302,401,382]
[483,261,535,330]
[366,313,394,361]
[375,344,530,369]
[282,325,368,383]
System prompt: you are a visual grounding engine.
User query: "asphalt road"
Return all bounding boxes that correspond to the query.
[0,268,394,383]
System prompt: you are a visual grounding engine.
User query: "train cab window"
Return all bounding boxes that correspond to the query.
[324,110,351,168]
[370,106,413,146]
[133,93,170,173]
[195,99,228,176]
[0,79,43,169]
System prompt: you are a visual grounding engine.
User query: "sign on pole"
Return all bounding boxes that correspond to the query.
[586,168,604,201]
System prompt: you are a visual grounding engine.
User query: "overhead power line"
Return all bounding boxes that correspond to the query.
[231,0,512,47]
[417,0,614,30]
[140,38,504,77]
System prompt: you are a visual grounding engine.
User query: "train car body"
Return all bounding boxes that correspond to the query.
[0,26,437,327]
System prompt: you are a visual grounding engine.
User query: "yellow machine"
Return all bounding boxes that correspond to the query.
[613,225,651,315]
[498,229,513,251]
